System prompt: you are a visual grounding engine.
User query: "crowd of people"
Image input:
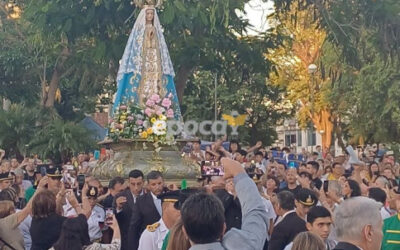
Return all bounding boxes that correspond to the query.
[0,138,400,250]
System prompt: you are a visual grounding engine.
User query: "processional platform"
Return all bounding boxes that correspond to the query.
[93,139,200,180]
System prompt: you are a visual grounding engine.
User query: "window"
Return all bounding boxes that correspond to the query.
[297,130,302,147]
[285,133,296,147]
[307,129,316,146]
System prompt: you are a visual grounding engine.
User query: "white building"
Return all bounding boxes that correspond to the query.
[275,119,343,156]
[275,119,321,154]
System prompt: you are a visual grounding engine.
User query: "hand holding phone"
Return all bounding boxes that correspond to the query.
[40,166,47,176]
[115,196,127,210]
[105,209,114,226]
[77,174,85,190]
[37,176,49,190]
[323,180,329,193]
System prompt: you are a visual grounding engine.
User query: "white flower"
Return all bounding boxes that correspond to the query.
[152,120,167,135]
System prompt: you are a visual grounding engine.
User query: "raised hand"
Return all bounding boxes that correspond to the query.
[116,196,127,210]
[221,158,245,179]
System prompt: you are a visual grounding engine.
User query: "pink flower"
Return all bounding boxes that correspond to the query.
[120,105,127,110]
[161,98,172,108]
[136,120,143,125]
[151,94,161,103]
[127,116,134,121]
[146,99,155,107]
[156,110,163,116]
[167,109,174,118]
[144,108,154,117]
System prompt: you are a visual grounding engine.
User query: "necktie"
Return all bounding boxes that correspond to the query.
[155,198,162,216]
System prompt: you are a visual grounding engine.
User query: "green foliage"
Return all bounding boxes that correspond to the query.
[274,0,400,62]
[273,0,400,145]
[182,70,290,145]
[351,59,400,143]
[1,0,284,149]
[0,3,41,105]
[0,104,37,158]
[0,104,95,161]
[29,119,95,162]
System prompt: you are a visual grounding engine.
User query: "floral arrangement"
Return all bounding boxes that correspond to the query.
[108,93,176,149]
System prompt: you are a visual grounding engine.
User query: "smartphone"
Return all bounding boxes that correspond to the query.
[200,161,224,177]
[323,180,329,193]
[62,176,70,189]
[105,208,114,226]
[77,174,85,190]
[37,164,49,176]
[94,150,100,160]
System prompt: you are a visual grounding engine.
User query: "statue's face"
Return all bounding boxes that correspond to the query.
[146,9,154,22]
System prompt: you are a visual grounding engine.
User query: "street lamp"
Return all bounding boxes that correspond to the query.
[308,64,317,74]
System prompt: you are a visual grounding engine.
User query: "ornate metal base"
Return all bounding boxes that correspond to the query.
[92,139,200,180]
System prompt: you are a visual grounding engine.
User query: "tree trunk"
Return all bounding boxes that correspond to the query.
[311,109,334,155]
[175,64,194,103]
[43,47,70,107]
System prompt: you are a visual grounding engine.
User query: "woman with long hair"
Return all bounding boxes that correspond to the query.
[342,179,361,199]
[51,213,120,250]
[368,162,380,183]
[30,189,66,250]
[166,219,190,250]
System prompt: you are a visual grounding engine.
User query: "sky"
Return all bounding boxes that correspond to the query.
[241,0,275,35]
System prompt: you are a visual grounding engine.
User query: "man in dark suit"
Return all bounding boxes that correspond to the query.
[214,182,242,231]
[113,170,145,250]
[127,170,165,250]
[333,197,383,250]
[269,191,307,250]
[101,176,125,208]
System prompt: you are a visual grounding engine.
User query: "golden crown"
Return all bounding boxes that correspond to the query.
[134,0,163,8]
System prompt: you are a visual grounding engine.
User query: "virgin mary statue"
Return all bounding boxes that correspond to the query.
[113,0,181,120]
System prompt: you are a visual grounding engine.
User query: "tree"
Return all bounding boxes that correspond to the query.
[0,104,37,159]
[273,0,400,146]
[0,2,41,105]
[1,0,286,148]
[29,119,95,163]
[182,35,290,145]
[274,0,400,62]
[268,3,335,152]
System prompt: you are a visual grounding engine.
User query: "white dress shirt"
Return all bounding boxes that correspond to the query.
[132,189,145,204]
[138,218,168,250]
[151,192,162,216]
[87,205,105,241]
